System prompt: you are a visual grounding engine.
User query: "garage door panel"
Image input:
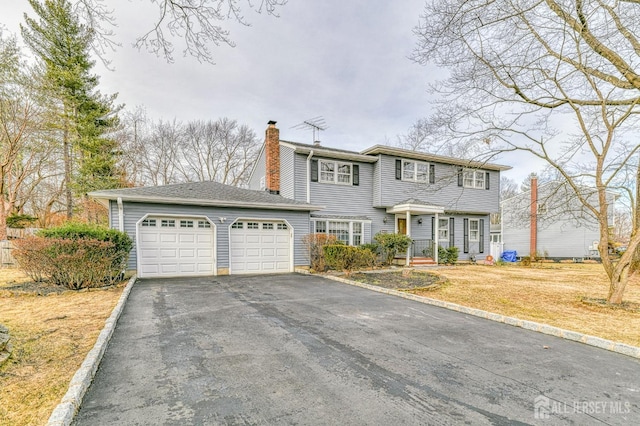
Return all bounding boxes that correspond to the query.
[179,234,195,243]
[138,217,215,278]
[230,221,291,274]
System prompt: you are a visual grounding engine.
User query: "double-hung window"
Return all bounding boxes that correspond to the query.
[319,160,352,185]
[328,221,350,244]
[402,160,429,182]
[469,219,480,241]
[438,218,449,240]
[463,169,485,189]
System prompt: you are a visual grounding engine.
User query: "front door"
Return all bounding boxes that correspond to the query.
[398,218,407,235]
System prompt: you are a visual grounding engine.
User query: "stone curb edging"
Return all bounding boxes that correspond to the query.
[295,269,640,360]
[47,275,137,426]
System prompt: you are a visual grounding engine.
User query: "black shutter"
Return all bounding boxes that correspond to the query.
[449,217,455,247]
[429,164,435,184]
[463,218,469,253]
[352,164,359,186]
[311,159,318,182]
[479,219,485,253]
[431,216,435,241]
[395,159,402,180]
[485,172,490,190]
[458,168,463,187]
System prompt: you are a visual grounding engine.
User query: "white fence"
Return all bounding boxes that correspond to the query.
[490,241,503,261]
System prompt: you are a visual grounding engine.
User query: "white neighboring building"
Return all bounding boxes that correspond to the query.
[500,177,613,259]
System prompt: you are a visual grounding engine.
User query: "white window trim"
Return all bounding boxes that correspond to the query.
[312,219,367,246]
[463,169,485,189]
[402,160,430,182]
[438,217,449,240]
[469,219,480,241]
[319,160,353,185]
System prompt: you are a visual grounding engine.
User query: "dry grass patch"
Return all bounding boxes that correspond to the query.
[417,264,640,347]
[0,269,124,426]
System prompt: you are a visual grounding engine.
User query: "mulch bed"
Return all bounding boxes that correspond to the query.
[349,271,447,291]
[0,280,69,296]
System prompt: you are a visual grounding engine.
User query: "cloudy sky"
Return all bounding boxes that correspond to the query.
[1,0,530,182]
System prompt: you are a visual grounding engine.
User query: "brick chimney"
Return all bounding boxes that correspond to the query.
[265,120,280,194]
[530,174,538,260]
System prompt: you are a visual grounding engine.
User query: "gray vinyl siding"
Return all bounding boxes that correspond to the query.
[294,152,308,201]
[377,155,500,213]
[373,155,382,206]
[279,145,295,199]
[112,201,310,271]
[248,147,266,190]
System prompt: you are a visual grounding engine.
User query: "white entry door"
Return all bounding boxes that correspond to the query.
[137,217,215,278]
[229,220,291,274]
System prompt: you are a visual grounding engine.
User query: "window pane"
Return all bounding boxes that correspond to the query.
[328,221,349,244]
[337,163,351,184]
[277,223,288,230]
[247,222,259,229]
[417,163,429,181]
[161,219,175,227]
[263,223,274,230]
[463,171,474,188]
[403,161,415,180]
[315,221,326,233]
[180,220,194,228]
[438,218,448,239]
[231,222,243,229]
[475,172,485,189]
[320,161,335,182]
[198,221,211,228]
[470,220,479,241]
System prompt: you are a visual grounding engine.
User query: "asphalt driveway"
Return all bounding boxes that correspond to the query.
[74,274,639,425]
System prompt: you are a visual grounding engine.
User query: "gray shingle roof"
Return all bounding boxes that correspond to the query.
[89,181,323,211]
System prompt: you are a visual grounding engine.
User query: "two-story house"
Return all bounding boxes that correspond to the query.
[90,121,510,278]
[249,121,511,265]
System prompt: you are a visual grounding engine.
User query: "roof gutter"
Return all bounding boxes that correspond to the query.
[117,197,124,232]
[89,193,324,212]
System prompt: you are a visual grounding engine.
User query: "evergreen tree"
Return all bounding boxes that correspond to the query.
[21,0,121,218]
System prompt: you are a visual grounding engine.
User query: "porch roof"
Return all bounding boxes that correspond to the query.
[386,198,445,215]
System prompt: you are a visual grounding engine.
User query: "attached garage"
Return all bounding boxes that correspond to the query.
[230,220,291,274]
[137,216,216,278]
[89,181,320,276]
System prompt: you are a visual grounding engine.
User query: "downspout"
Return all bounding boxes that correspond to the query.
[306,150,314,203]
[434,212,439,264]
[117,197,124,232]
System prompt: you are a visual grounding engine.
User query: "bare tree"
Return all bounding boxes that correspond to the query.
[414,0,640,304]
[500,177,519,202]
[0,31,50,238]
[179,118,259,186]
[138,119,184,186]
[71,0,287,64]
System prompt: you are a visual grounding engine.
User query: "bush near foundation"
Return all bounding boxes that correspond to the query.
[13,223,132,289]
[323,244,374,276]
[303,233,338,272]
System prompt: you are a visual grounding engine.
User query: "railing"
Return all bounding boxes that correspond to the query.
[411,239,435,258]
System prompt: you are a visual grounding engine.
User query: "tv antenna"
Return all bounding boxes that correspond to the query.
[292,116,328,144]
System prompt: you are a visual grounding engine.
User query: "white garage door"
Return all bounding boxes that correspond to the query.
[137,217,215,278]
[230,220,291,274]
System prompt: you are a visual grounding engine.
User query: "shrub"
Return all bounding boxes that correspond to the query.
[302,233,338,272]
[373,232,412,265]
[359,243,381,268]
[13,223,133,289]
[13,237,122,289]
[6,213,37,229]
[438,246,459,265]
[323,245,371,276]
[38,222,133,275]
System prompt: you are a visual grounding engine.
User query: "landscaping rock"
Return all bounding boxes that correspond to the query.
[0,324,12,367]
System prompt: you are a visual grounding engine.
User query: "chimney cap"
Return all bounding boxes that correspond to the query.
[268,120,277,125]
[313,140,321,146]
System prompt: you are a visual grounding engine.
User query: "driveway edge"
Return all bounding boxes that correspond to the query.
[297,270,640,360]
[47,274,137,426]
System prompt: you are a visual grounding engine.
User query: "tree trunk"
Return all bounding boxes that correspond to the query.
[63,124,73,219]
[607,263,629,304]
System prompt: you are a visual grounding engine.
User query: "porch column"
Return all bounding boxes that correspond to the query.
[406,210,411,266]
[434,212,439,264]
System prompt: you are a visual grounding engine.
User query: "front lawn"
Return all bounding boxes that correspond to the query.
[0,269,124,426]
[352,264,640,347]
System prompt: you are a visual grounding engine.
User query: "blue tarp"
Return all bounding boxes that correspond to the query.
[501,250,517,262]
